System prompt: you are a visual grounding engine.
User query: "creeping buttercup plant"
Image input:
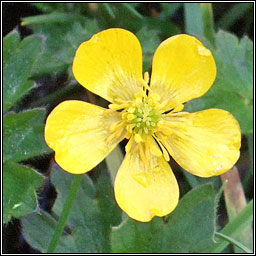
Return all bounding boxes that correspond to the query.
[3,3,253,254]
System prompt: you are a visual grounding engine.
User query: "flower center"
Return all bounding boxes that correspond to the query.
[123,102,162,136]
[105,72,182,163]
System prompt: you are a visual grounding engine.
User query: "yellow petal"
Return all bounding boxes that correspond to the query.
[150,34,216,110]
[162,109,241,177]
[114,148,179,222]
[45,100,124,174]
[72,28,143,103]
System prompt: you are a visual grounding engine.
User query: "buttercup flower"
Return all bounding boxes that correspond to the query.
[45,28,241,222]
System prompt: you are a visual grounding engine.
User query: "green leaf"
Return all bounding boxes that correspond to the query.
[136,27,161,73]
[3,31,42,112]
[22,210,91,252]
[161,3,182,18]
[29,18,99,77]
[33,3,65,13]
[185,30,253,134]
[111,184,215,253]
[3,109,50,163]
[121,3,143,19]
[22,164,120,253]
[105,145,123,183]
[208,200,253,253]
[184,3,203,36]
[3,162,43,223]
[21,12,83,25]
[217,3,253,30]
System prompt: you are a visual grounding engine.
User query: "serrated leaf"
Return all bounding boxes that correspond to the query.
[22,164,120,253]
[3,109,51,163]
[185,30,253,134]
[3,31,42,112]
[29,18,99,77]
[111,184,215,253]
[3,162,43,223]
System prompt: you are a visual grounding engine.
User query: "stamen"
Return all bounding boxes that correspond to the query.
[134,133,143,143]
[109,120,122,133]
[127,114,135,120]
[144,72,149,84]
[153,135,170,162]
[109,103,129,110]
[147,138,162,157]
[125,136,134,153]
[138,78,153,93]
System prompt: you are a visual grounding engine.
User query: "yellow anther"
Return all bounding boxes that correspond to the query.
[109,103,127,110]
[170,104,184,114]
[143,72,149,84]
[128,107,135,113]
[127,114,135,121]
[134,133,143,143]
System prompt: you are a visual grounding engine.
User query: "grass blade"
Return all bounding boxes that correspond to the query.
[215,232,252,253]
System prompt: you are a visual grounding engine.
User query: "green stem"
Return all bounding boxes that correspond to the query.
[201,3,215,47]
[47,174,83,253]
[215,232,252,253]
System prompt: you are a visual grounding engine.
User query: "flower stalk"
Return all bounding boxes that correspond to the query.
[47,174,83,253]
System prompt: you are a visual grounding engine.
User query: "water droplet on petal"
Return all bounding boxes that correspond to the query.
[197,45,211,56]
[132,173,150,187]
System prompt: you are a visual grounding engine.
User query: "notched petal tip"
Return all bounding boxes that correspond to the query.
[45,100,124,174]
[72,28,143,103]
[114,150,179,222]
[150,34,216,110]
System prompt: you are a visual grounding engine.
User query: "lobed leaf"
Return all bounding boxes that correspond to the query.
[185,30,253,134]
[3,162,43,223]
[3,31,42,112]
[3,109,51,163]
[111,184,216,253]
[22,164,121,253]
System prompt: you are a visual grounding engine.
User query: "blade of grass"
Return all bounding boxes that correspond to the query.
[208,200,253,253]
[201,3,215,46]
[103,3,116,19]
[217,3,253,29]
[21,13,80,26]
[47,174,83,253]
[215,232,252,253]
[184,3,216,46]
[121,3,143,19]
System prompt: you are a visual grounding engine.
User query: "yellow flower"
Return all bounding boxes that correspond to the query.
[45,28,241,222]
